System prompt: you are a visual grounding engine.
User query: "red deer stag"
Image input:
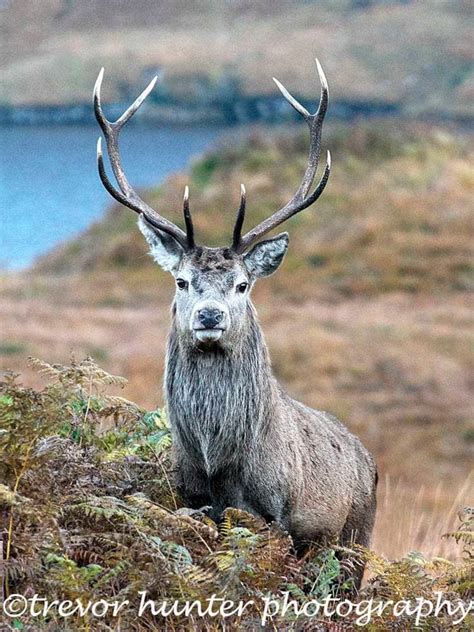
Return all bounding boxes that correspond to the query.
[94,60,377,589]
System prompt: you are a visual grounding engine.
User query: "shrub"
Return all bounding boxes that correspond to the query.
[0,358,472,630]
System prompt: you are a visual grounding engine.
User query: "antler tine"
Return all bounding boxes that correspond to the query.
[272,77,311,121]
[94,68,190,249]
[235,59,330,253]
[232,184,246,250]
[182,186,195,249]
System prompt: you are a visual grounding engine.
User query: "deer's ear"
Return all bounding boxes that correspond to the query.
[138,215,184,272]
[243,232,289,278]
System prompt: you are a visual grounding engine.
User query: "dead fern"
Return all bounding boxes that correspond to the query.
[0,358,472,631]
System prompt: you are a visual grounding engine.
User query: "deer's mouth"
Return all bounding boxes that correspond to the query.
[193,327,225,343]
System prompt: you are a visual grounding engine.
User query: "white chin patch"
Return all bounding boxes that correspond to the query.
[195,330,223,343]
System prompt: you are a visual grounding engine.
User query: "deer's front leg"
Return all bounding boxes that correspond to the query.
[174,459,212,510]
[207,468,264,522]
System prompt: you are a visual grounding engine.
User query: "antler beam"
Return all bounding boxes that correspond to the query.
[94,68,191,250]
[233,58,331,253]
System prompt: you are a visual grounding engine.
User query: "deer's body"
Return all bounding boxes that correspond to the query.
[165,251,377,553]
[94,60,378,588]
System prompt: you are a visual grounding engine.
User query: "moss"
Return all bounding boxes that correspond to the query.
[191,154,220,189]
[0,341,27,355]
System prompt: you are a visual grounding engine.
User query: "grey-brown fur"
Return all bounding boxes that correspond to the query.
[138,223,378,589]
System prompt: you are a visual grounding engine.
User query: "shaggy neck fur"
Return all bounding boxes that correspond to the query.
[165,302,277,475]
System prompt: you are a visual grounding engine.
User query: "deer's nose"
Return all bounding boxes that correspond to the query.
[198,308,224,329]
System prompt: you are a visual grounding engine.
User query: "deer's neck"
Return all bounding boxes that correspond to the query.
[165,304,276,473]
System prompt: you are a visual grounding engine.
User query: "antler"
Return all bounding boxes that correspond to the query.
[94,68,194,250]
[233,58,331,254]
[232,184,246,250]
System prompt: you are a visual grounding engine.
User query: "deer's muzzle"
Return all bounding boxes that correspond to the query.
[191,301,229,343]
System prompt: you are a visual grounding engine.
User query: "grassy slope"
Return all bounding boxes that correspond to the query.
[0,121,473,561]
[0,0,472,117]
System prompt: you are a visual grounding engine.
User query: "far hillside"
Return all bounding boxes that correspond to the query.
[39,121,473,298]
[0,0,472,120]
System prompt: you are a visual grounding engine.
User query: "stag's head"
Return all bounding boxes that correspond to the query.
[94,60,330,348]
[137,207,289,346]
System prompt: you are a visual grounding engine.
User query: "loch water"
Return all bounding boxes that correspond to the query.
[0,124,224,269]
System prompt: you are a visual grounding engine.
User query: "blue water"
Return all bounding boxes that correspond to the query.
[0,125,224,269]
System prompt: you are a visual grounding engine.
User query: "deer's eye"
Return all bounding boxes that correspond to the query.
[176,279,188,290]
[237,282,249,294]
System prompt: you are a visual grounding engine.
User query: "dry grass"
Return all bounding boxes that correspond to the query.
[1,279,472,559]
[1,122,472,561]
[374,473,473,561]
